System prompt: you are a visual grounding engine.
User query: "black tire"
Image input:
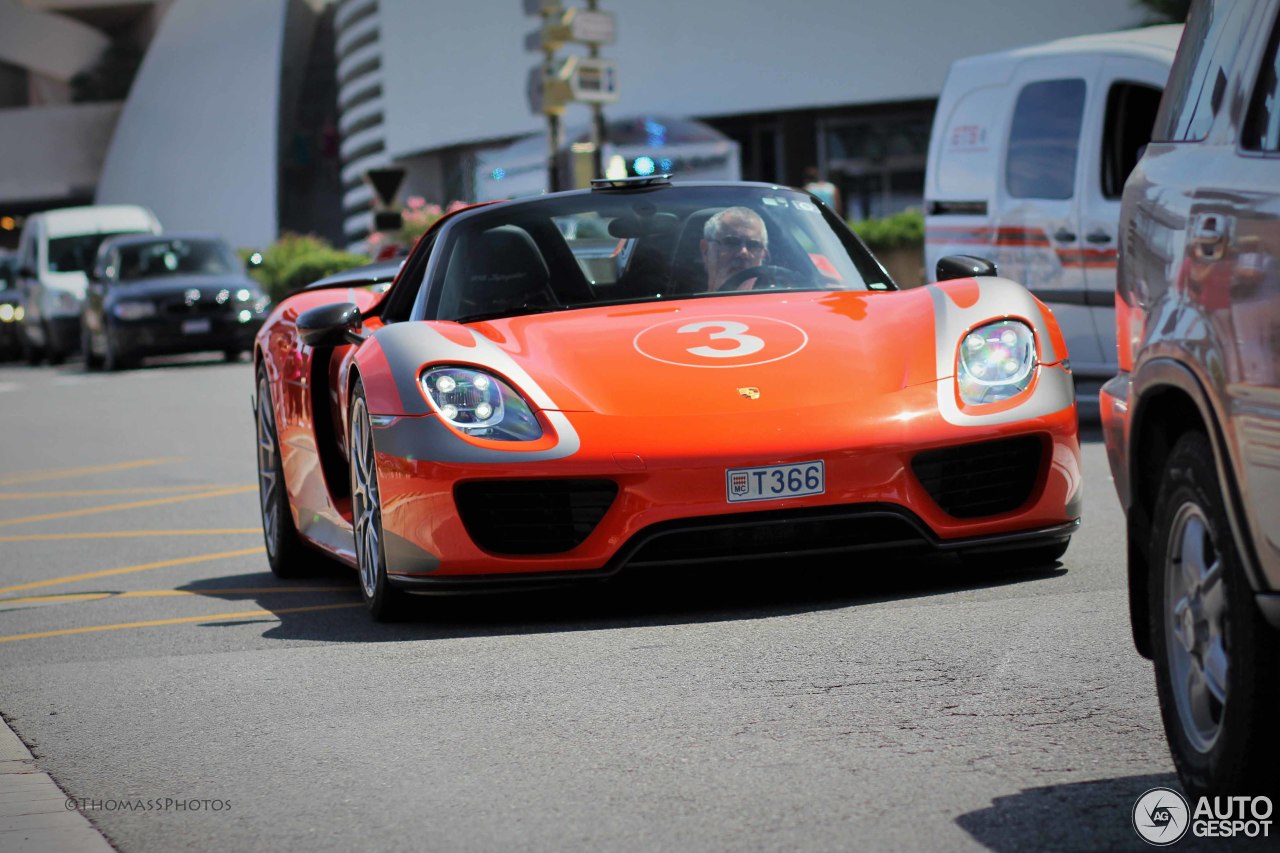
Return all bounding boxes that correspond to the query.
[44,321,65,365]
[103,330,134,371]
[21,324,42,365]
[225,349,245,363]
[349,376,412,621]
[256,365,311,578]
[1149,431,1280,799]
[81,324,102,370]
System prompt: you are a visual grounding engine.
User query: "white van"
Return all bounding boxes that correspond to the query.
[15,204,162,364]
[924,26,1181,407]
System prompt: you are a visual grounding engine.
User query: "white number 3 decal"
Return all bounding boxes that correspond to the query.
[678,321,765,359]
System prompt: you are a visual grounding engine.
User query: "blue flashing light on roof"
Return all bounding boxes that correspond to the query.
[658,157,673,173]
[632,156,656,176]
[491,168,506,181]
[644,118,667,148]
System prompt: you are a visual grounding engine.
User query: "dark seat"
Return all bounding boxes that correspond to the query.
[668,208,721,294]
[447,225,554,319]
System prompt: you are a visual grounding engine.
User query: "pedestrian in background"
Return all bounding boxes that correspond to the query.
[803,166,841,217]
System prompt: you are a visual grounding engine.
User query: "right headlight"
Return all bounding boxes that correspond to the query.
[113,300,157,320]
[957,319,1037,404]
[420,366,543,441]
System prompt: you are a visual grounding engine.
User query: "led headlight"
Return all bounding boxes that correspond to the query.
[0,304,14,323]
[420,366,543,441]
[957,320,1037,404]
[113,300,157,320]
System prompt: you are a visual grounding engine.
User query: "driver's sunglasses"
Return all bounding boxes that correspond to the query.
[712,236,766,253]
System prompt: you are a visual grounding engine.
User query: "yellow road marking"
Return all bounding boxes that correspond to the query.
[0,458,184,487]
[0,587,354,606]
[0,486,255,528]
[0,546,265,595]
[0,528,260,543]
[0,603,364,644]
[0,485,247,500]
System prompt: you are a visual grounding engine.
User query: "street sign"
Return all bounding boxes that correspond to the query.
[362,168,405,209]
[529,56,619,115]
[563,56,619,103]
[533,8,616,52]
[521,0,561,14]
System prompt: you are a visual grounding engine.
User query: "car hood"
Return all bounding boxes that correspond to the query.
[45,270,88,299]
[423,289,945,416]
[109,275,258,302]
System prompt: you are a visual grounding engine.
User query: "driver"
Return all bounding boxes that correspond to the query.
[701,207,769,291]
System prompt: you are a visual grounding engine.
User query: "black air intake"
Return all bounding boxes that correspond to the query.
[911,435,1044,518]
[455,479,618,555]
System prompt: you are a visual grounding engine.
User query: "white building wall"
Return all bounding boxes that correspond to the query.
[0,102,121,202]
[376,0,1147,161]
[94,0,289,250]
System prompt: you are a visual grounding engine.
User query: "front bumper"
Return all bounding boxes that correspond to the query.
[372,388,1083,582]
[114,314,263,357]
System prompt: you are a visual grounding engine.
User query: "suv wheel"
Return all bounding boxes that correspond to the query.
[1149,432,1280,798]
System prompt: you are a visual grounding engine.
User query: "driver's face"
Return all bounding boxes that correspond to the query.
[703,218,768,291]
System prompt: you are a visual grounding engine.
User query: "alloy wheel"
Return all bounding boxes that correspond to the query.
[1164,500,1229,753]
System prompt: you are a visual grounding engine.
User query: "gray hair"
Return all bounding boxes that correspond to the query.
[703,206,767,245]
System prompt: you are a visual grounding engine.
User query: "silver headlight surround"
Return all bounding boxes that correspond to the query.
[956,319,1037,405]
[419,365,543,441]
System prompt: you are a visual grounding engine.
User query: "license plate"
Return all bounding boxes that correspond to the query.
[726,460,824,503]
[182,318,211,335]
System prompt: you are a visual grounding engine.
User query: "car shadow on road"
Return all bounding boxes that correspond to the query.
[956,772,1274,851]
[176,551,1069,644]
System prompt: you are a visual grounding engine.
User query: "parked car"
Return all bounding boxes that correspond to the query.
[925,25,1180,414]
[1102,0,1280,798]
[254,177,1082,620]
[81,233,269,370]
[14,204,162,364]
[0,252,21,361]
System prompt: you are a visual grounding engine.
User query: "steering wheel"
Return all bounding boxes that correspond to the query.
[719,265,801,292]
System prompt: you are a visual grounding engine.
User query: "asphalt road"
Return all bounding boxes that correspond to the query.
[0,354,1246,851]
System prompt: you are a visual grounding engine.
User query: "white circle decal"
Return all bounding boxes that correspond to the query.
[632,315,809,368]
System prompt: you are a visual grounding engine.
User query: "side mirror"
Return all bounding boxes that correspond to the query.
[297,302,363,348]
[936,254,998,282]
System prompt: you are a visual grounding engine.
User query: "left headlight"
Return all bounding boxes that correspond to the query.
[0,304,14,323]
[957,320,1037,404]
[420,366,543,441]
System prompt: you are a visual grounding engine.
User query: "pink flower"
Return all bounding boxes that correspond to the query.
[445,200,467,213]
[406,195,427,210]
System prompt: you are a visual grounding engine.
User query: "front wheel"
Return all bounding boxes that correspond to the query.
[350,377,411,621]
[1149,431,1280,798]
[256,365,311,578]
[81,324,102,369]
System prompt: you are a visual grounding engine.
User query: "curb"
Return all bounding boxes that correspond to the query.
[0,716,114,852]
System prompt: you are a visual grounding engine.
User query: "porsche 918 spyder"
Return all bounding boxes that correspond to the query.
[253,177,1082,620]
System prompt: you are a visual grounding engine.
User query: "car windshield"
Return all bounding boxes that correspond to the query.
[115,238,238,281]
[47,232,140,274]
[424,184,892,323]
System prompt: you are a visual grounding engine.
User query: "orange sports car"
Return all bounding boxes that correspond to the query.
[253,177,1081,620]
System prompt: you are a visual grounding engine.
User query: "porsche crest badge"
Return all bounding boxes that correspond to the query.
[738,387,761,400]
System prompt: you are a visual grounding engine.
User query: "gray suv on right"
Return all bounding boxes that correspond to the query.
[1102,0,1280,798]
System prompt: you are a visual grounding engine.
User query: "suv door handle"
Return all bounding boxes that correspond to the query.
[1053,228,1077,243]
[1086,229,1112,244]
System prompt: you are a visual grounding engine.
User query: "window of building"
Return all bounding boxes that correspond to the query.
[1006,78,1085,200]
[823,112,931,220]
